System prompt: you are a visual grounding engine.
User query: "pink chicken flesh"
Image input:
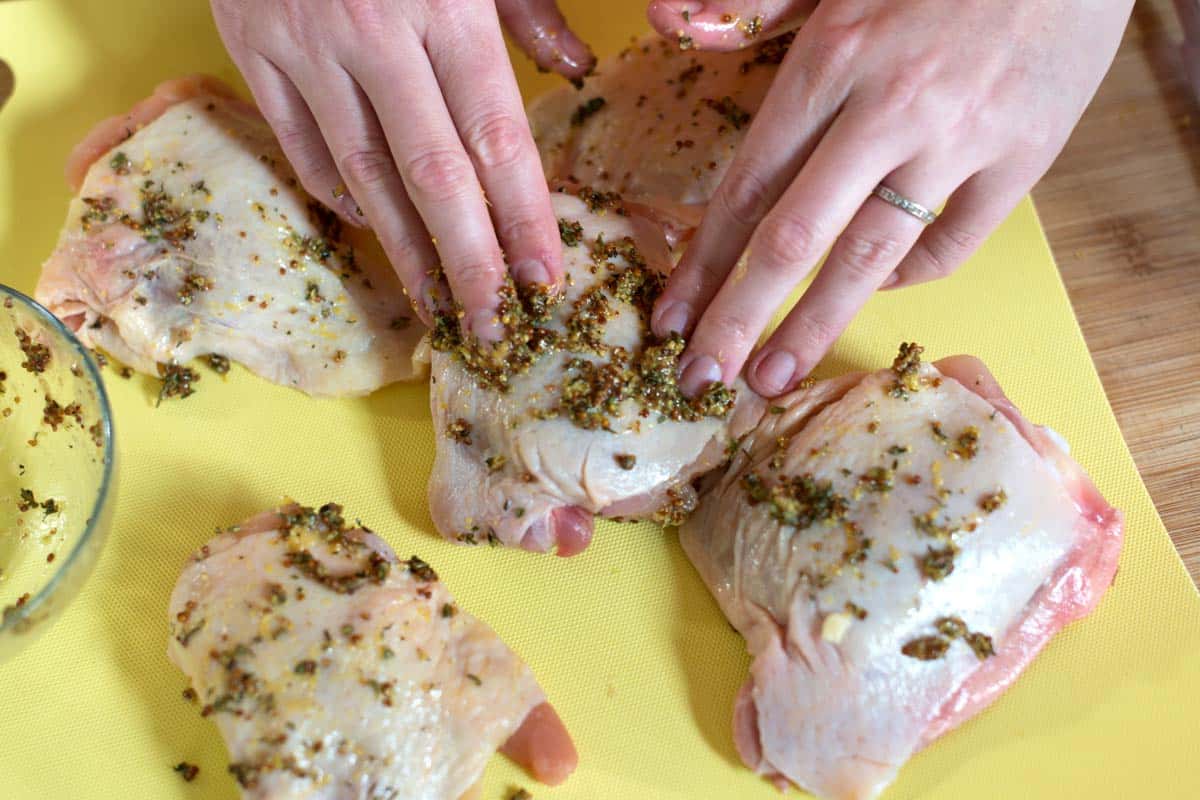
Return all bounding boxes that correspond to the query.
[426,188,765,556]
[37,76,425,397]
[681,347,1122,799]
[167,503,576,799]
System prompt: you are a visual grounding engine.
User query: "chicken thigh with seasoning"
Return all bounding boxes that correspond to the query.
[529,33,790,208]
[37,76,425,397]
[681,346,1122,799]
[168,503,576,800]
[426,187,765,556]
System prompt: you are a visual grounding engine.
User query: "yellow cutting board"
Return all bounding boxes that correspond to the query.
[2,2,1199,798]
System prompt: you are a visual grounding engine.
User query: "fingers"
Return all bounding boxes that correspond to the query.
[646,0,817,51]
[347,31,509,341]
[672,107,903,397]
[428,9,564,290]
[236,55,364,226]
[747,162,964,395]
[283,61,444,323]
[884,168,1027,291]
[651,20,857,340]
[497,0,595,80]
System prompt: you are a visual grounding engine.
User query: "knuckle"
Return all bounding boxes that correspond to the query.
[447,257,502,292]
[788,312,838,353]
[704,312,755,350]
[717,163,772,229]
[754,213,823,273]
[921,224,981,276]
[338,146,397,192]
[836,229,907,282]
[496,212,552,253]
[402,147,474,201]
[797,21,862,85]
[464,108,529,171]
[341,0,388,41]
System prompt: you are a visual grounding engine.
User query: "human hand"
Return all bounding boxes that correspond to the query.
[646,0,1133,396]
[211,0,594,335]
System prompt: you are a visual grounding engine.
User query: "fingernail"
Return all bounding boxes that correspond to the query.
[679,354,722,397]
[753,350,797,396]
[512,259,551,286]
[879,272,900,289]
[653,300,692,337]
[468,308,505,343]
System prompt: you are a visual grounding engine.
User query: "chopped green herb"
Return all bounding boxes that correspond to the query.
[703,96,751,130]
[109,151,131,175]
[919,545,959,581]
[570,97,606,126]
[406,556,437,582]
[156,361,199,406]
[742,472,847,530]
[558,218,584,247]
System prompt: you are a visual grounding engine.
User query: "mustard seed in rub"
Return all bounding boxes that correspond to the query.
[15,328,50,374]
[966,631,996,660]
[205,353,231,375]
[614,453,637,470]
[902,635,950,661]
[935,616,968,639]
[743,472,848,530]
[889,342,924,398]
[447,418,473,445]
[979,489,1008,512]
[949,426,980,460]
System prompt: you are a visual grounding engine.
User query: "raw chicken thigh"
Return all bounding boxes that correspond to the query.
[37,77,425,397]
[168,503,576,800]
[681,346,1122,799]
[529,33,790,207]
[426,187,765,556]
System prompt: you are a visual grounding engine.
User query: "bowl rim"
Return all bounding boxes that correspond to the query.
[0,283,115,636]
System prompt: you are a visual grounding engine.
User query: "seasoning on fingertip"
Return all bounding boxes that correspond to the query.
[679,354,721,398]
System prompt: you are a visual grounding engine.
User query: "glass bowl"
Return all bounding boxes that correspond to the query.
[0,284,114,661]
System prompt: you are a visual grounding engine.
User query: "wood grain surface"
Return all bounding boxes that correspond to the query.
[1034,0,1200,584]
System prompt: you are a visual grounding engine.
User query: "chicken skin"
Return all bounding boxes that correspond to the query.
[37,77,425,397]
[426,187,765,556]
[168,503,576,799]
[529,33,789,208]
[680,346,1123,799]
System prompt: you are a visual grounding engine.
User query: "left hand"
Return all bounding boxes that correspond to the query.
[646,0,1134,397]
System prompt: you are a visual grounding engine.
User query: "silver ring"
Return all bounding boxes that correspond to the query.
[871,184,938,225]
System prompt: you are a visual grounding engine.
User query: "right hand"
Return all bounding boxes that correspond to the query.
[211,0,594,336]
